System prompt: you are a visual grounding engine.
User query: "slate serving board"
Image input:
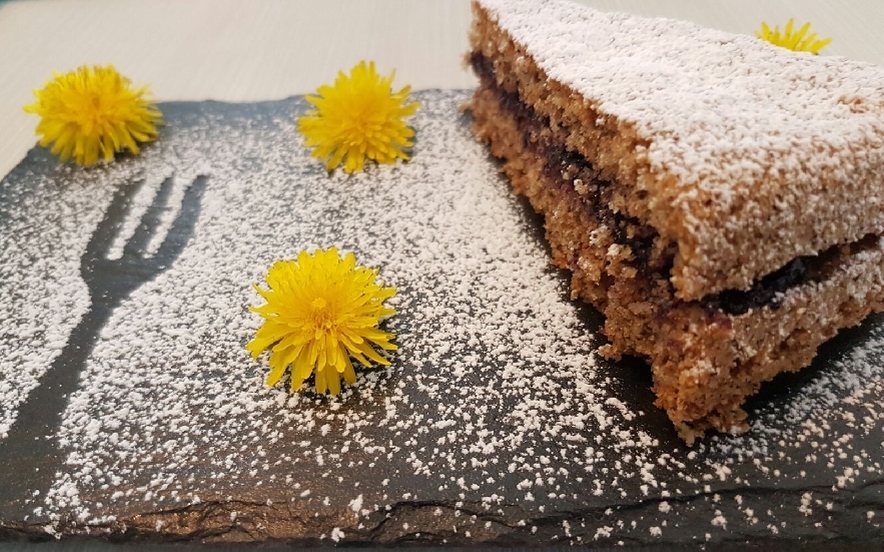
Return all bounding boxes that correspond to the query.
[0,90,882,546]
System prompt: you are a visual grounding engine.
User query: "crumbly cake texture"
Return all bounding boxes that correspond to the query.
[1,92,884,544]
[472,0,884,301]
[471,84,884,439]
[468,0,884,439]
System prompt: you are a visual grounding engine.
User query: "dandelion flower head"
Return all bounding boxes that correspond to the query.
[298,61,420,173]
[246,247,397,395]
[756,19,832,54]
[24,64,162,166]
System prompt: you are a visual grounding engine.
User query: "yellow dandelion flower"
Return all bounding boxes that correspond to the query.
[246,247,398,395]
[24,65,162,166]
[756,19,832,54]
[297,61,420,174]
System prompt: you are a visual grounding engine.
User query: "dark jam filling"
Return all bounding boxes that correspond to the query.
[705,257,807,314]
[469,53,661,269]
[470,51,838,317]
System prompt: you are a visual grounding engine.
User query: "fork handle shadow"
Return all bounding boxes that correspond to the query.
[0,300,115,507]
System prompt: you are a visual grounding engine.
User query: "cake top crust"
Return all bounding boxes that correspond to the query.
[477,0,884,300]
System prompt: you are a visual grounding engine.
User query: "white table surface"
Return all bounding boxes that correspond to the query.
[1,0,882,180]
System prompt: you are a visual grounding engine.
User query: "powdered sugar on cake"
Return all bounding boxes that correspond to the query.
[478,0,884,300]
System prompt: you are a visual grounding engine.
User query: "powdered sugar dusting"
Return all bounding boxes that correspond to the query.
[0,91,882,543]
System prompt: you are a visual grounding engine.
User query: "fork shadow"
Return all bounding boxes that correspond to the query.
[0,175,207,512]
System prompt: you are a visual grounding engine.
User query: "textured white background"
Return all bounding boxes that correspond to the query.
[0,0,882,179]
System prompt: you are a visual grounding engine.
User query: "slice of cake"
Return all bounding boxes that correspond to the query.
[468,0,884,442]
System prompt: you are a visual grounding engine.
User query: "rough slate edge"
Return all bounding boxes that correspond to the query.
[0,90,880,546]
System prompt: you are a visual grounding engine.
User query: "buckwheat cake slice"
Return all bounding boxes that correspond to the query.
[468,0,884,442]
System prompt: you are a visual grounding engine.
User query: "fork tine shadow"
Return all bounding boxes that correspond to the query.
[122,175,175,258]
[0,175,208,510]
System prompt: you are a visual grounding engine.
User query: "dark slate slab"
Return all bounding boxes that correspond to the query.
[0,90,881,546]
